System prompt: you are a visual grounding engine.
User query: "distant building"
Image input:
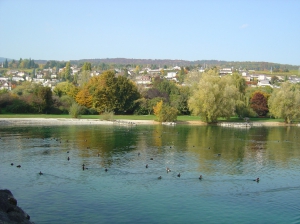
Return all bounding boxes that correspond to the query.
[257,80,272,87]
[219,68,232,76]
[12,76,24,82]
[135,76,151,85]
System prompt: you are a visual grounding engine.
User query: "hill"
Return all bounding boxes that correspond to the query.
[1,57,299,71]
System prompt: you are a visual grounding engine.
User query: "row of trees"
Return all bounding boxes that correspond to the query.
[3,58,38,69]
[1,68,300,123]
[188,69,300,123]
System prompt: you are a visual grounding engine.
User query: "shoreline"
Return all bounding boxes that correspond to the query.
[0,118,293,127]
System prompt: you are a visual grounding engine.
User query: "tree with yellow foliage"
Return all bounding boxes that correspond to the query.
[76,88,93,108]
[153,100,177,122]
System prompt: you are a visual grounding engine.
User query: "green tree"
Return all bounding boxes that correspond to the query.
[270,75,279,85]
[53,81,78,98]
[83,70,139,114]
[268,82,300,123]
[134,65,140,75]
[188,69,240,122]
[64,61,72,81]
[77,70,91,87]
[4,59,8,68]
[170,86,190,115]
[82,62,92,71]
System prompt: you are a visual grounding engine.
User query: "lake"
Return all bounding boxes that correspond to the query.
[1,124,300,224]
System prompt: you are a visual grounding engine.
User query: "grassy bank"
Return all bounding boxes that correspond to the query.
[0,114,287,123]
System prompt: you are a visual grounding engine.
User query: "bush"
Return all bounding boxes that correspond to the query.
[6,99,31,113]
[69,102,83,118]
[153,100,177,122]
[102,110,114,120]
[88,108,98,115]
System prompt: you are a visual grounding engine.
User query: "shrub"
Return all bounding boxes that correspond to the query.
[102,110,114,120]
[153,100,177,122]
[69,102,83,118]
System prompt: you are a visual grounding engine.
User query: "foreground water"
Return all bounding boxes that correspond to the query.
[1,124,300,224]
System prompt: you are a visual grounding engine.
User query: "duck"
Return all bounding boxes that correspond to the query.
[146,164,148,168]
[166,167,171,173]
[39,171,43,175]
[82,164,85,170]
[199,175,203,180]
[67,157,70,161]
[158,176,162,179]
[10,163,14,166]
[16,165,21,168]
[254,177,260,182]
[177,173,181,177]
[150,158,153,160]
[105,168,108,172]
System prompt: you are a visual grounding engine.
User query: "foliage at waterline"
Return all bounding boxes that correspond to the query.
[1,68,300,123]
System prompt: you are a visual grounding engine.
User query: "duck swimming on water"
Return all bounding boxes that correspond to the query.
[199,175,203,180]
[254,177,260,182]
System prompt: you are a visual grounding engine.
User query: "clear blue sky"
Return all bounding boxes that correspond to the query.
[1,0,299,65]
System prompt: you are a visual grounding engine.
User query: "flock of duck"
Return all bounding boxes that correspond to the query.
[9,137,260,183]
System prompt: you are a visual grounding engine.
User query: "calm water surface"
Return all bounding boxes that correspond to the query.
[1,124,300,224]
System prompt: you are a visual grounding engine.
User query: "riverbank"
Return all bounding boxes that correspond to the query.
[0,118,292,126]
[0,118,159,126]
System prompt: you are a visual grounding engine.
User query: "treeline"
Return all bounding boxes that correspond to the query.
[1,68,300,123]
[31,58,300,71]
[2,58,38,69]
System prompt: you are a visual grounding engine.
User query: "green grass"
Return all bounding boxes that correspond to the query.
[250,70,299,76]
[0,114,288,123]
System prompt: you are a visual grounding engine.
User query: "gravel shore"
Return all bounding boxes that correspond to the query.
[0,118,289,127]
[0,118,159,126]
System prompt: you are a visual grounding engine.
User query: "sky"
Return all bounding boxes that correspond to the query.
[1,0,300,65]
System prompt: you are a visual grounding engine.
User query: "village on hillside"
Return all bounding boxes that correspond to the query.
[0,61,299,91]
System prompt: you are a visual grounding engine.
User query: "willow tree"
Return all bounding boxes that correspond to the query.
[268,82,300,123]
[188,69,241,123]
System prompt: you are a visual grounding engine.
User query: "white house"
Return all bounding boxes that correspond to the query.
[0,77,9,81]
[17,72,26,77]
[135,76,151,85]
[33,78,45,83]
[219,68,232,76]
[166,72,177,79]
[257,80,272,87]
[37,74,43,79]
[258,74,267,81]
[0,82,11,90]
[12,76,24,81]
